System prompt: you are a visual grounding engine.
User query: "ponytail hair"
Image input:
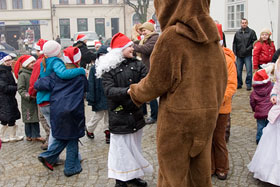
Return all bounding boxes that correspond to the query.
[42,56,47,72]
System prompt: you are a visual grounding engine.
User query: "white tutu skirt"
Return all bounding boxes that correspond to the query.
[108,128,153,181]
[248,117,280,186]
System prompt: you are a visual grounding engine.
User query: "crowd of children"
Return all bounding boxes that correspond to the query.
[2,20,280,187]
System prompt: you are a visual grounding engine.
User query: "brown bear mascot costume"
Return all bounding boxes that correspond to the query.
[129,0,228,186]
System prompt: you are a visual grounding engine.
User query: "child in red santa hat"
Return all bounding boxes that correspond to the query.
[95,33,152,187]
[36,46,88,177]
[14,55,46,143]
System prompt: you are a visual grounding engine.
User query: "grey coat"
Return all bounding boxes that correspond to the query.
[17,68,39,123]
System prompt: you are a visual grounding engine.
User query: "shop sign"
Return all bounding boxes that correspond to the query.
[0,22,5,26]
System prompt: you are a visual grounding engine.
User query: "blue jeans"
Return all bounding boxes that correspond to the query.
[142,99,158,120]
[25,122,40,138]
[256,119,269,144]
[40,105,55,148]
[40,105,81,161]
[39,138,82,175]
[236,56,252,89]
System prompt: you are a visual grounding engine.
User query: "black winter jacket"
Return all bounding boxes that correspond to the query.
[86,65,108,111]
[73,41,96,68]
[233,27,257,58]
[0,65,21,122]
[102,58,147,134]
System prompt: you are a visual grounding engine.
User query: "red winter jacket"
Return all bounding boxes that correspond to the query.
[253,41,275,70]
[28,55,43,97]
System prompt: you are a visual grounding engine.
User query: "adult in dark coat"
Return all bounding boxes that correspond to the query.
[133,21,159,124]
[233,18,257,90]
[0,52,21,143]
[73,34,96,69]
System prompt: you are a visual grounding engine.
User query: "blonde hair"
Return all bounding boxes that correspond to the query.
[131,23,142,41]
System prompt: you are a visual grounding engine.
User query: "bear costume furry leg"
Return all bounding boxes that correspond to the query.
[129,0,227,186]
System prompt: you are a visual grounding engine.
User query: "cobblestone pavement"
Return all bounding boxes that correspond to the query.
[0,87,277,187]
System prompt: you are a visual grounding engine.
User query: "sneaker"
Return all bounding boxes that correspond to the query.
[104,130,110,144]
[127,178,147,187]
[237,85,242,89]
[86,129,95,139]
[246,87,252,91]
[26,137,32,141]
[38,156,53,171]
[115,180,127,187]
[145,117,156,124]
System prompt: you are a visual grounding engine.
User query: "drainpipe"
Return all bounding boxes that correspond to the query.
[50,0,54,39]
[123,0,127,35]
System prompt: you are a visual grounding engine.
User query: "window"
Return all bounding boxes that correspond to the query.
[59,19,70,38]
[132,14,141,26]
[77,18,88,32]
[59,0,69,4]
[0,0,6,9]
[109,0,117,4]
[93,0,102,4]
[32,0,42,9]
[227,0,245,29]
[12,0,23,9]
[95,18,105,37]
[77,0,85,4]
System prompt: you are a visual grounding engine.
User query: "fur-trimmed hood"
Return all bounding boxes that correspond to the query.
[154,0,219,44]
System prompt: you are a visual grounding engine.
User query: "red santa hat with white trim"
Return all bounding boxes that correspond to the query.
[63,46,81,67]
[34,39,48,54]
[14,55,36,79]
[94,40,102,48]
[110,32,133,50]
[95,33,133,78]
[253,69,270,85]
[76,34,88,42]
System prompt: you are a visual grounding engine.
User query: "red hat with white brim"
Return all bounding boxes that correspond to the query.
[63,46,81,67]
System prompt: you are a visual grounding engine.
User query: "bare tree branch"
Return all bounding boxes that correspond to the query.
[125,0,150,23]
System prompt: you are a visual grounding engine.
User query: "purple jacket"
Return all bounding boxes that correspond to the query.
[250,81,273,119]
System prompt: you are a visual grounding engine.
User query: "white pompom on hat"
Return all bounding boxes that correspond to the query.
[63,46,81,67]
[43,40,61,57]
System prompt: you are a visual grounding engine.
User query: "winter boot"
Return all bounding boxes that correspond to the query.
[0,125,9,143]
[9,125,24,142]
[104,130,110,144]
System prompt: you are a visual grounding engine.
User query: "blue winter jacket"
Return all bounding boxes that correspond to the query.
[86,65,108,111]
[36,57,85,105]
[35,73,88,140]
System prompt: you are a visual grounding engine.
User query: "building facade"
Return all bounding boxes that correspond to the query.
[210,0,280,49]
[0,0,156,49]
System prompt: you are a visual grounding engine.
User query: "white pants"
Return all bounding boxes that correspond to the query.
[108,128,153,181]
[86,110,109,133]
